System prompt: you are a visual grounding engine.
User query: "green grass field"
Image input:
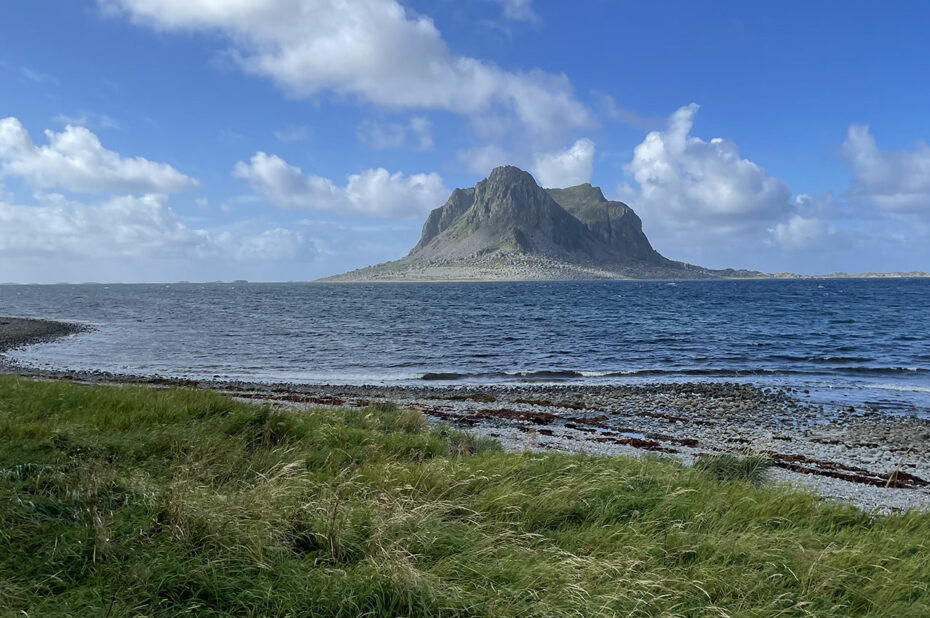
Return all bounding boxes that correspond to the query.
[1,375,928,616]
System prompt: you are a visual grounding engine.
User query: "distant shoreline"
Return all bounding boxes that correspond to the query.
[2,273,929,285]
[317,272,930,283]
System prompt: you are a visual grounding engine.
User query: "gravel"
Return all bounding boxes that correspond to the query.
[0,316,87,353]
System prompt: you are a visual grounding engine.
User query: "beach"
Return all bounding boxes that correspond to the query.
[3,315,927,512]
[0,316,86,352]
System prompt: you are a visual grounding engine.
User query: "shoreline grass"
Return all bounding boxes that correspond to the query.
[1,375,929,616]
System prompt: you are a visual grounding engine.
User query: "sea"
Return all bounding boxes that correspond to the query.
[1,279,928,415]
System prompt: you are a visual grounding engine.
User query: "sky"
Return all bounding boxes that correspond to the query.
[1,0,929,283]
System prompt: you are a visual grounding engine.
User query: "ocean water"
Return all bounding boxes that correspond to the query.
[1,279,928,414]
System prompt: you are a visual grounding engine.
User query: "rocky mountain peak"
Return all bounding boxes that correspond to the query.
[485,165,538,186]
[319,165,728,281]
[471,166,552,217]
[405,166,667,265]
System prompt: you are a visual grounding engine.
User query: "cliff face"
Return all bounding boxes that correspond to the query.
[411,166,597,262]
[411,187,475,254]
[545,183,663,263]
[408,166,669,267]
[323,165,758,281]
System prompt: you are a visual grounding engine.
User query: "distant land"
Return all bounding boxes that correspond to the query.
[322,166,928,282]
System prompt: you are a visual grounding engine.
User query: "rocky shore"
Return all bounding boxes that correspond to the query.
[0,316,87,353]
[217,381,930,512]
[2,315,928,512]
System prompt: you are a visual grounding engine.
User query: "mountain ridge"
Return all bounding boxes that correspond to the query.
[322,165,762,281]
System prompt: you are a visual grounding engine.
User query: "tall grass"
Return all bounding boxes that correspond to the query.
[694,453,771,486]
[0,375,928,616]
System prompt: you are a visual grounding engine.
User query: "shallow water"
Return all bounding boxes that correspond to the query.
[1,279,928,414]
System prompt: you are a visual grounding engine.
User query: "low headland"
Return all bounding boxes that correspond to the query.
[0,316,87,350]
[2,316,930,614]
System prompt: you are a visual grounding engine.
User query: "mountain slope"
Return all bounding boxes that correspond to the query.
[411,166,597,263]
[323,166,760,281]
[545,183,664,263]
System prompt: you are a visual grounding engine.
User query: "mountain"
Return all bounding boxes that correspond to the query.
[323,166,760,281]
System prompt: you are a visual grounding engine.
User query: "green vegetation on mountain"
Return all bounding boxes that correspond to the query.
[2,376,930,616]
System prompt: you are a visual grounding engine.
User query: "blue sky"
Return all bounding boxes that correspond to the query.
[1,0,929,282]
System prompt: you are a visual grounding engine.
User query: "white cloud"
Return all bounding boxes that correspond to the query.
[0,193,205,257]
[0,193,309,262]
[0,117,198,193]
[619,104,793,240]
[841,124,930,211]
[101,0,591,136]
[233,152,448,217]
[533,138,594,187]
[458,138,594,183]
[769,214,828,248]
[216,226,308,261]
[356,116,433,150]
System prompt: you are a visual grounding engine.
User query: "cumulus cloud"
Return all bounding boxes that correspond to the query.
[101,0,591,136]
[841,124,930,211]
[216,226,308,261]
[769,214,829,249]
[0,117,198,193]
[766,192,841,249]
[457,138,594,183]
[533,138,594,187]
[0,192,310,263]
[233,152,449,217]
[619,104,794,240]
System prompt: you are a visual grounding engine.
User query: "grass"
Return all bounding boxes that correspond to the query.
[0,376,928,616]
[694,454,771,486]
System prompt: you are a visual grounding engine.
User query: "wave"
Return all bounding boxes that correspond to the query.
[420,365,930,382]
[420,369,584,381]
[765,354,873,363]
[612,366,929,378]
[866,383,930,394]
[420,372,469,381]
